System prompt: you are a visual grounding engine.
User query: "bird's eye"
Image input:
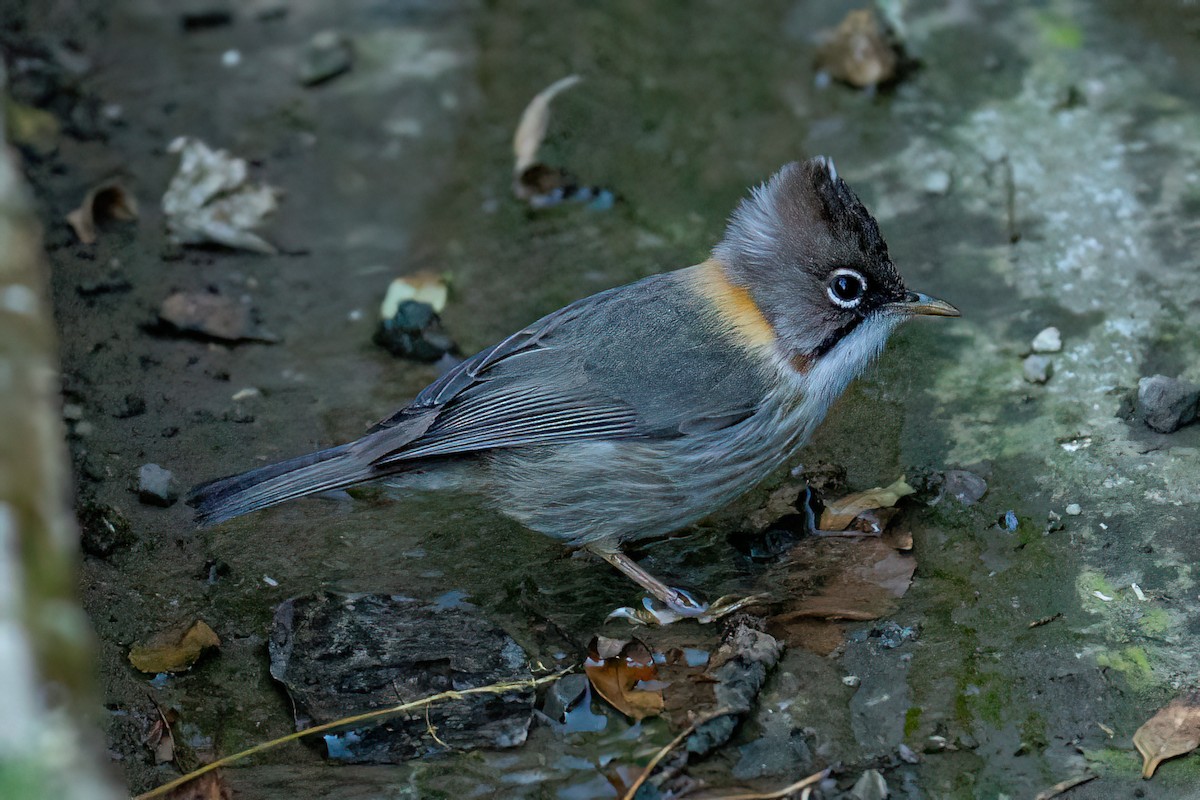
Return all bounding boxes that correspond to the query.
[827,269,866,308]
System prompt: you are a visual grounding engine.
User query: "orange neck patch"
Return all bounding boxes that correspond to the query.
[691,259,776,349]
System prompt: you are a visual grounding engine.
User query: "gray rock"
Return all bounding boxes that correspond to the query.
[539,672,589,723]
[269,592,533,763]
[941,469,987,505]
[299,31,353,87]
[687,619,783,756]
[1030,326,1062,353]
[1023,354,1053,384]
[852,768,889,800]
[1137,374,1200,433]
[137,463,178,506]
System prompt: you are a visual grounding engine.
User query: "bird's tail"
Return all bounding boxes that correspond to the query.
[188,443,374,527]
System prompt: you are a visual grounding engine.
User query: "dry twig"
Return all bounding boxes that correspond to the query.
[1033,773,1096,800]
[621,709,735,800]
[690,768,831,800]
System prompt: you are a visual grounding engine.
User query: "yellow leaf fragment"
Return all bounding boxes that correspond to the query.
[820,476,914,531]
[379,270,449,318]
[129,620,221,674]
[512,74,581,175]
[1134,691,1200,778]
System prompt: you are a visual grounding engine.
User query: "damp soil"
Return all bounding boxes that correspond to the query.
[11,0,1200,797]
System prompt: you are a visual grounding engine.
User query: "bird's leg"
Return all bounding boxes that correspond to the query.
[588,544,768,625]
[590,546,709,616]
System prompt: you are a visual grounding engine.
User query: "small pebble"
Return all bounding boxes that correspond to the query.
[1065,503,1082,516]
[922,169,951,195]
[1030,326,1062,353]
[842,675,861,687]
[263,575,279,587]
[299,30,353,86]
[1023,354,1053,384]
[221,49,241,68]
[231,387,261,402]
[137,463,178,507]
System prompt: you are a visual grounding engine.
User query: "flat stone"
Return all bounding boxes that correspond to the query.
[299,31,353,87]
[1065,503,1082,516]
[851,768,889,800]
[137,463,178,507]
[1030,326,1062,353]
[1023,354,1053,384]
[269,592,533,763]
[1137,374,1200,433]
[941,469,987,505]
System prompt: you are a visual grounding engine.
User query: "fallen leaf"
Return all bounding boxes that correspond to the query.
[1134,691,1200,778]
[145,703,177,764]
[65,181,139,244]
[379,271,449,318]
[820,476,914,531]
[167,771,232,800]
[512,74,581,176]
[4,98,60,154]
[584,636,664,721]
[815,8,902,89]
[162,137,280,253]
[158,291,278,344]
[129,620,221,674]
[779,537,916,620]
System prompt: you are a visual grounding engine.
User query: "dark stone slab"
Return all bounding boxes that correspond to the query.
[269,592,533,763]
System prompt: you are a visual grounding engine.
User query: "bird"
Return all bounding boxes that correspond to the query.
[189,157,958,623]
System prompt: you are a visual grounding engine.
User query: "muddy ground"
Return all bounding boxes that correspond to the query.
[7,0,1200,797]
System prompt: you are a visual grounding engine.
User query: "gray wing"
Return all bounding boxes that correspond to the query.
[358,271,773,466]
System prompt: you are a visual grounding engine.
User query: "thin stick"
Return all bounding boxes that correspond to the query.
[691,768,831,800]
[621,709,735,800]
[1033,773,1096,800]
[133,668,572,800]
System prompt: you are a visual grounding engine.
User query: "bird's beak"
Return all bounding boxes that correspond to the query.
[894,291,960,317]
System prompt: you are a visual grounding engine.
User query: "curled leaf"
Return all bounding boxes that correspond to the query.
[1134,691,1200,778]
[66,181,139,244]
[512,74,581,175]
[129,620,221,674]
[583,636,664,721]
[820,476,914,531]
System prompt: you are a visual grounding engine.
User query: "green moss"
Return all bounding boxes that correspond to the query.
[1020,712,1048,750]
[904,706,923,738]
[1035,11,1084,50]
[1096,646,1154,690]
[1138,607,1172,636]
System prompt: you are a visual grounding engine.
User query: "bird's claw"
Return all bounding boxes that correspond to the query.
[606,592,769,626]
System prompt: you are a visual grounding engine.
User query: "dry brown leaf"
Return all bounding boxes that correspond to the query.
[773,536,916,631]
[512,74,581,175]
[66,181,139,244]
[584,636,664,721]
[1134,691,1200,778]
[820,476,914,531]
[158,291,278,344]
[166,771,232,800]
[129,620,221,674]
[146,703,177,765]
[815,8,901,89]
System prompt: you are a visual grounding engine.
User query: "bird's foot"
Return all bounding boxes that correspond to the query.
[606,591,769,626]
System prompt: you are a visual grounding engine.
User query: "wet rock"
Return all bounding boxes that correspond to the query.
[269,592,534,762]
[539,672,589,723]
[77,496,134,557]
[299,31,354,86]
[157,290,278,344]
[939,469,987,506]
[851,768,889,800]
[815,8,905,89]
[1030,326,1062,353]
[1136,374,1200,434]
[373,300,457,362]
[870,620,918,649]
[687,617,783,756]
[137,463,178,507]
[733,713,812,780]
[1023,354,1053,384]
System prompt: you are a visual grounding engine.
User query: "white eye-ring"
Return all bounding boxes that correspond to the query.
[827,268,867,309]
